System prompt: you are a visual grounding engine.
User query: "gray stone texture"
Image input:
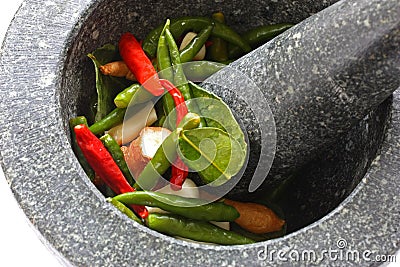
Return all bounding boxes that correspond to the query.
[204,0,400,196]
[0,0,398,266]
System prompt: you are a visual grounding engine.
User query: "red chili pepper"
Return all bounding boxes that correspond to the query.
[74,124,148,218]
[159,79,188,123]
[170,157,189,190]
[205,40,214,48]
[119,32,164,96]
[159,79,190,190]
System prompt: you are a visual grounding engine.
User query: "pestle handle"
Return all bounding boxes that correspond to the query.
[206,0,400,194]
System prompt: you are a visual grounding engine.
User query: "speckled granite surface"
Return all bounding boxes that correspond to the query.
[0,0,398,266]
[273,96,393,233]
[204,0,400,196]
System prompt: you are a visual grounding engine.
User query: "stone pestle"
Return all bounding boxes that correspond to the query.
[202,0,400,197]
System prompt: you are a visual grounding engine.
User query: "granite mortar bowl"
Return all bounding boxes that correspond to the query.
[0,0,399,266]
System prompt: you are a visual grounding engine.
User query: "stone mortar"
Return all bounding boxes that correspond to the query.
[0,0,398,266]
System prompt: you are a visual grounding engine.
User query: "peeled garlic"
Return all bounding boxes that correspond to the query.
[156,178,200,199]
[107,102,157,145]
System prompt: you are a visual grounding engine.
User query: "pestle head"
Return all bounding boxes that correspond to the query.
[202,0,400,198]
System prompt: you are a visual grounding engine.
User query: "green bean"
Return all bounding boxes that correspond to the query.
[228,23,294,59]
[114,191,239,221]
[69,116,95,180]
[207,12,229,62]
[135,113,200,190]
[89,108,126,135]
[100,134,135,187]
[107,198,143,224]
[180,24,214,63]
[143,16,251,59]
[146,213,255,245]
[114,83,140,108]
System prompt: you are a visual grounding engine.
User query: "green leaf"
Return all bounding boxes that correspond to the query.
[88,44,132,122]
[188,81,247,152]
[178,127,246,185]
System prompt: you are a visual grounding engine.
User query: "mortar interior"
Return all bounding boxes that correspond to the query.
[60,0,392,240]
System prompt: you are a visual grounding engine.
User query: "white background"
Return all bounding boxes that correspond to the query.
[0,1,398,267]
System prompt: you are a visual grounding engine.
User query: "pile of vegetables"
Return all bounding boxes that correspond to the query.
[70,13,291,245]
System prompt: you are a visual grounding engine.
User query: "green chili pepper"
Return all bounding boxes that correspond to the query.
[164,25,207,128]
[164,25,206,127]
[146,213,255,245]
[157,19,176,129]
[157,20,174,81]
[162,95,176,130]
[130,87,155,107]
[155,115,167,127]
[102,185,116,198]
[107,198,143,224]
[180,24,214,63]
[88,45,132,123]
[164,27,192,101]
[143,16,251,59]
[114,191,239,221]
[243,23,294,47]
[114,83,155,109]
[135,113,200,190]
[151,58,158,71]
[100,134,135,187]
[69,116,95,180]
[228,23,294,59]
[181,60,226,81]
[114,83,140,108]
[220,59,235,65]
[207,12,229,62]
[89,107,126,135]
[154,94,166,120]
[178,112,201,130]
